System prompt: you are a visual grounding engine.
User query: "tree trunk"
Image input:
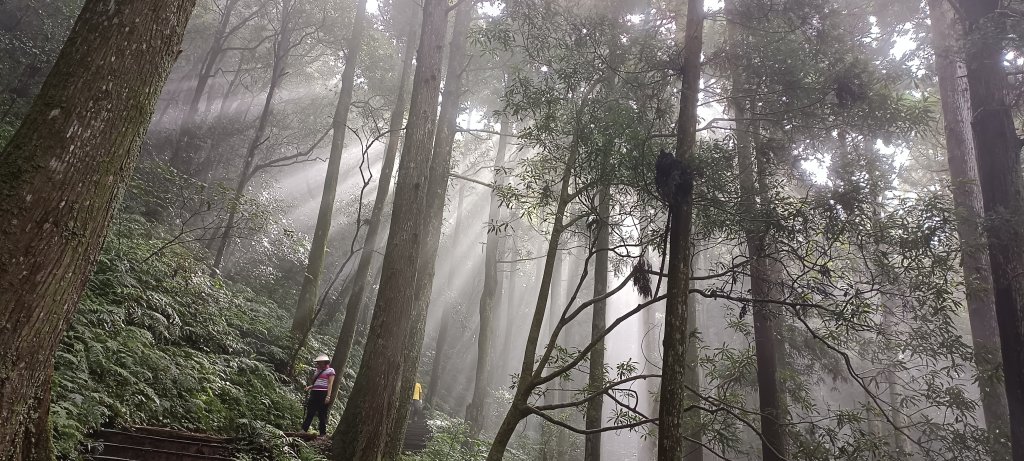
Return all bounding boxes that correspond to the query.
[732,77,788,461]
[927,2,1011,456]
[389,2,474,453]
[467,118,512,436]
[328,24,418,387]
[657,0,704,457]
[211,0,295,271]
[680,248,704,461]
[957,1,1024,458]
[426,184,466,408]
[725,1,787,456]
[540,247,565,461]
[0,0,196,458]
[291,0,370,336]
[330,0,448,457]
[584,184,610,461]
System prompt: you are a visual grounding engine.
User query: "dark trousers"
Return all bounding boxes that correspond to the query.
[302,390,329,435]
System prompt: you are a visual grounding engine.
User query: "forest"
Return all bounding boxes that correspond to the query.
[2,0,1024,460]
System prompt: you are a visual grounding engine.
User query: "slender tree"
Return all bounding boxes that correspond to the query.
[957,1,1024,457]
[426,184,467,408]
[584,166,610,461]
[0,0,196,458]
[171,0,264,173]
[927,0,1010,456]
[330,0,449,457]
[727,0,788,454]
[211,0,297,270]
[657,0,704,458]
[467,118,512,436]
[291,0,369,336]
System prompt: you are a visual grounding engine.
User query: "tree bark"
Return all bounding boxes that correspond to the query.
[330,0,448,458]
[957,1,1024,458]
[927,2,1011,456]
[211,0,296,270]
[683,255,703,461]
[584,178,611,461]
[328,21,418,387]
[389,3,474,454]
[657,0,703,457]
[291,0,370,336]
[0,0,196,458]
[467,118,512,437]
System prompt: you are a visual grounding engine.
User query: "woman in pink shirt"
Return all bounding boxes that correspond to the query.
[302,353,335,436]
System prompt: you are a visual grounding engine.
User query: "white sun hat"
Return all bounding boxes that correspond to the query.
[313,353,330,363]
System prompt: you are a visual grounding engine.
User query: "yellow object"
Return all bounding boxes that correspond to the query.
[413,382,422,400]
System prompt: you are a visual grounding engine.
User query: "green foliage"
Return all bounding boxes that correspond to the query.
[400,412,536,461]
[50,215,309,458]
[232,420,327,461]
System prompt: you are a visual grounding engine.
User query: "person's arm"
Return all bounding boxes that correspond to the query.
[325,375,335,403]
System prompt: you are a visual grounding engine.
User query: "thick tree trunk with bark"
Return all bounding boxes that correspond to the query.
[388,2,473,454]
[212,0,295,270]
[0,0,196,458]
[291,0,370,336]
[657,0,703,457]
[927,2,1010,455]
[584,181,611,461]
[330,0,448,457]
[957,1,1024,458]
[468,118,512,436]
[328,32,418,378]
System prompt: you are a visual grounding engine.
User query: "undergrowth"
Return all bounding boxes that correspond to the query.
[50,215,322,459]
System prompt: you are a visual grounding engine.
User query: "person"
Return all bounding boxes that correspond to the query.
[411,381,424,421]
[302,354,335,436]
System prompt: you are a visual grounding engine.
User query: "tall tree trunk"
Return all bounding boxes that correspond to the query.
[328,25,418,386]
[584,184,610,461]
[732,75,787,461]
[211,0,295,271]
[927,2,1011,456]
[330,0,448,457]
[957,1,1024,458]
[0,0,196,458]
[467,118,512,436]
[389,2,474,453]
[657,0,704,457]
[291,0,370,336]
[725,1,787,456]
[426,184,466,408]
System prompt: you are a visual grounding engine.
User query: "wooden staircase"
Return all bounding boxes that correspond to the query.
[85,421,430,459]
[402,416,431,453]
[85,427,232,461]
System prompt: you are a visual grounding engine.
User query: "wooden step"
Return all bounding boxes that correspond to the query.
[91,443,232,461]
[126,426,231,444]
[401,418,431,453]
[94,429,229,456]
